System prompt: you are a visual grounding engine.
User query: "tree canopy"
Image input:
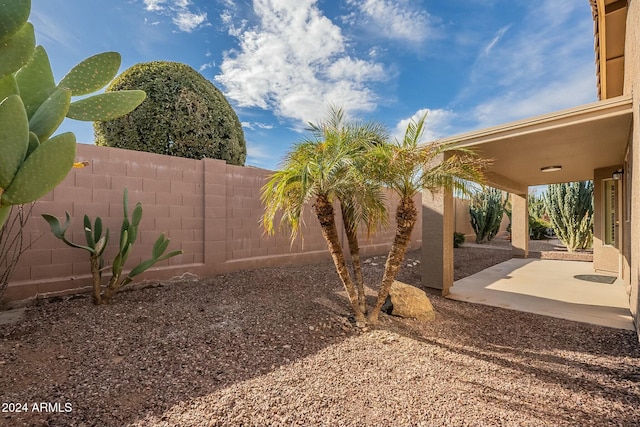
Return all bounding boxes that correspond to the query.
[94,61,246,166]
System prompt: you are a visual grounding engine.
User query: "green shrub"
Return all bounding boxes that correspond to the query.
[529,217,550,240]
[94,61,246,166]
[469,187,507,243]
[453,232,466,248]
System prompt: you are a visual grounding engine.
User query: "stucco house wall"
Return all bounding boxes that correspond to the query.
[622,0,639,337]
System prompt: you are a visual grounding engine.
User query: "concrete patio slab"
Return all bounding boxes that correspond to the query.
[448,259,635,331]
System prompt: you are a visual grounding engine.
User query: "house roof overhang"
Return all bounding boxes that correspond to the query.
[591,0,627,100]
[439,95,633,193]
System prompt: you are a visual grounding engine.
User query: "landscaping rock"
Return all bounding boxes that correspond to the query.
[385,281,435,321]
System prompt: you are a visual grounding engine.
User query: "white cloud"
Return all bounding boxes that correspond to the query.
[394,108,457,143]
[215,0,387,125]
[199,62,214,72]
[144,0,166,11]
[242,122,275,130]
[141,0,208,32]
[173,11,208,32]
[481,25,510,57]
[346,0,434,44]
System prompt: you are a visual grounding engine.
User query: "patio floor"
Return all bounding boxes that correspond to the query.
[448,258,635,331]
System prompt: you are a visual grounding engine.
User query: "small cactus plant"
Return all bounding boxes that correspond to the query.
[42,189,182,304]
[469,187,508,243]
[0,0,146,230]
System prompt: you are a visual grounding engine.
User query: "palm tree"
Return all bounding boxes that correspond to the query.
[365,113,488,324]
[261,107,387,323]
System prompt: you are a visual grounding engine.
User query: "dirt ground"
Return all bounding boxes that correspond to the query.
[0,243,638,427]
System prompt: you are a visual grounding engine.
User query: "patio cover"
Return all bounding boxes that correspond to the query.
[438,95,633,193]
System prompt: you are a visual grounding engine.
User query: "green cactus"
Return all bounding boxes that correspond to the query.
[0,0,147,230]
[469,187,508,243]
[0,0,31,43]
[42,189,182,304]
[0,22,35,79]
[543,181,593,252]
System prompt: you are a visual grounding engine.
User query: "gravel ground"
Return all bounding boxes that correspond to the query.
[1,244,638,427]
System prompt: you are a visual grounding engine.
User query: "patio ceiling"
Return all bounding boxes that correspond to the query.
[437,95,633,193]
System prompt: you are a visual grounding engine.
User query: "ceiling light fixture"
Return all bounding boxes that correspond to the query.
[540,165,562,172]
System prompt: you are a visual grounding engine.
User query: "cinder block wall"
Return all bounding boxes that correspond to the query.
[3,144,422,302]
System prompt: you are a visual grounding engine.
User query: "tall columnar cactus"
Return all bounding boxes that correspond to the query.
[42,189,182,304]
[469,187,508,243]
[543,181,593,252]
[0,0,146,229]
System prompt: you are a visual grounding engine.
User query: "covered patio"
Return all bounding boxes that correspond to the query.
[422,95,634,296]
[448,257,635,331]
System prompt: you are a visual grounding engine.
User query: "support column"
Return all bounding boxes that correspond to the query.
[421,186,454,295]
[511,192,529,258]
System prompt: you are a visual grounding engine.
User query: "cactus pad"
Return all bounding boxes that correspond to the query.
[59,52,121,96]
[66,90,146,121]
[26,131,39,156]
[15,46,56,118]
[2,132,75,205]
[0,95,29,190]
[0,22,35,80]
[0,0,31,43]
[0,74,19,102]
[29,87,71,141]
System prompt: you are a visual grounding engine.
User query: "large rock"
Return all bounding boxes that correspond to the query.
[382,281,435,321]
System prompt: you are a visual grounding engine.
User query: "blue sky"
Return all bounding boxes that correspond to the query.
[31,0,598,171]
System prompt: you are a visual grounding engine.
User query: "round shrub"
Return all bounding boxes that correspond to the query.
[94,61,246,165]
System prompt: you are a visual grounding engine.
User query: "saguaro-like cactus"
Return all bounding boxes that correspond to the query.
[0,0,146,229]
[469,187,508,243]
[42,189,182,304]
[544,181,593,252]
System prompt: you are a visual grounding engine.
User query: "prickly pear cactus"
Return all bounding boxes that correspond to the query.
[0,0,146,230]
[43,189,182,304]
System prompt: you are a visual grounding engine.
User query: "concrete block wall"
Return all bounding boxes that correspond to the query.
[3,143,422,302]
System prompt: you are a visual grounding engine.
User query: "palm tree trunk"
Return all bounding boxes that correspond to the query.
[314,195,366,322]
[368,196,417,324]
[341,204,367,314]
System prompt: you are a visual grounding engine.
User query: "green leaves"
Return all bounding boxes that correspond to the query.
[66,90,146,121]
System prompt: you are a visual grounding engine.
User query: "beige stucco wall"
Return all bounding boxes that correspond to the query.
[623,0,640,338]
